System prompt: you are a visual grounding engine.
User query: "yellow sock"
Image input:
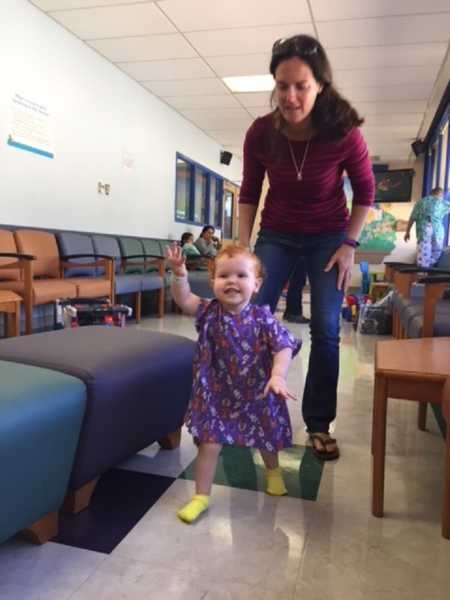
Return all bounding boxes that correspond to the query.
[177,494,210,523]
[266,467,287,496]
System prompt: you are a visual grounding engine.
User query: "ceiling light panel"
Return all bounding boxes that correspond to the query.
[143,78,229,96]
[49,3,175,40]
[118,58,214,81]
[318,14,450,47]
[156,0,310,31]
[310,0,450,21]
[88,33,197,63]
[223,75,273,93]
[186,23,315,57]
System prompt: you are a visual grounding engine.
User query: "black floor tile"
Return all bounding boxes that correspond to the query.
[54,468,175,554]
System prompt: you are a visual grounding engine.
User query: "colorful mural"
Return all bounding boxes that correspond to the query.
[344,178,396,253]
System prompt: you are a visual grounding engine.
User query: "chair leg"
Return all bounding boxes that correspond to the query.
[372,374,388,517]
[157,287,164,318]
[22,512,58,544]
[443,427,450,539]
[417,402,427,431]
[135,291,142,322]
[25,299,33,335]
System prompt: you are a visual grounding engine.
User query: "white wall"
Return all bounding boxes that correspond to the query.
[0,0,242,239]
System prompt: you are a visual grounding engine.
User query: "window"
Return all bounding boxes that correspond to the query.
[175,153,225,228]
[175,157,191,221]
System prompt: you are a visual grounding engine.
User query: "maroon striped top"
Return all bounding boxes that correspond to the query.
[239,113,375,234]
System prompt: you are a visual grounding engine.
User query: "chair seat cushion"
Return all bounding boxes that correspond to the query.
[70,278,110,298]
[32,279,78,304]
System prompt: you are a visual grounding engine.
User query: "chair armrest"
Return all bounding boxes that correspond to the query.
[384,261,415,268]
[418,276,450,284]
[399,266,450,275]
[0,252,35,260]
[61,253,114,261]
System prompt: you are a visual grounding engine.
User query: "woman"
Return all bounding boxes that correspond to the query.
[404,186,450,267]
[180,232,201,258]
[239,34,375,460]
[194,225,219,258]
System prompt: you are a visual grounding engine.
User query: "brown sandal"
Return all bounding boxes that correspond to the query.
[309,433,340,461]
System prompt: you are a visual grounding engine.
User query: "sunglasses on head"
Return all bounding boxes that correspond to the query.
[272,36,318,57]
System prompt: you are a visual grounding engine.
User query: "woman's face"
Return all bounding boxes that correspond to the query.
[203,228,214,242]
[274,57,323,128]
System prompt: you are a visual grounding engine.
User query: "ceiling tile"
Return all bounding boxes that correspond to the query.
[354,101,428,114]
[362,124,419,138]
[363,114,423,126]
[49,3,175,40]
[186,23,315,57]
[30,0,147,9]
[180,107,251,120]
[163,95,241,109]
[235,92,272,108]
[310,0,450,21]
[118,58,214,81]
[335,65,440,88]
[341,84,431,102]
[143,78,229,96]
[181,113,253,130]
[317,14,450,47]
[205,54,268,78]
[327,43,447,70]
[206,130,247,145]
[156,0,310,31]
[88,33,197,62]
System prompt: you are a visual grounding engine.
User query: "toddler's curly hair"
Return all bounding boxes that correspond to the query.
[210,243,264,279]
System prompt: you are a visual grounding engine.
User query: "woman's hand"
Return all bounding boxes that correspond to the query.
[165,243,187,276]
[263,375,297,401]
[324,244,355,291]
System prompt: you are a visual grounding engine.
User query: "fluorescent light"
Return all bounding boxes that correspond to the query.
[222,75,273,93]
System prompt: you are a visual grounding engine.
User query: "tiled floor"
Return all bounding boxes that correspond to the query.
[1,309,450,600]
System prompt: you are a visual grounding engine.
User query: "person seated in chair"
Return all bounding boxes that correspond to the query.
[180,232,201,258]
[194,225,220,258]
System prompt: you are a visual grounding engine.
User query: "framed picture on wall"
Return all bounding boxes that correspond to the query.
[374,169,414,203]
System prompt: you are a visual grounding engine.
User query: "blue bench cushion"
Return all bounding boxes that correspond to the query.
[0,327,195,490]
[0,360,86,543]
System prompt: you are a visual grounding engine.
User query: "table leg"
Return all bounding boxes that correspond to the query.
[372,374,388,517]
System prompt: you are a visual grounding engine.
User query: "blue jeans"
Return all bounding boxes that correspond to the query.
[254,229,345,433]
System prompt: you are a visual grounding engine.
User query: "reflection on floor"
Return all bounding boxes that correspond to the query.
[180,445,323,501]
[1,312,450,600]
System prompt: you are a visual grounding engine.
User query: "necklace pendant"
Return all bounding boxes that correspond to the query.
[297,173,302,181]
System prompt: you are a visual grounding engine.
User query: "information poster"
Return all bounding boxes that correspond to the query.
[7,93,54,159]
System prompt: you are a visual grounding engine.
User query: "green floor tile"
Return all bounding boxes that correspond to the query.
[179,444,324,501]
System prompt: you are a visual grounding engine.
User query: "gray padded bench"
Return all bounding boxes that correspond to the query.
[0,326,195,512]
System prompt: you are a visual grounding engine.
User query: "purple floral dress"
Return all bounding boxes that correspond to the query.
[186,300,301,451]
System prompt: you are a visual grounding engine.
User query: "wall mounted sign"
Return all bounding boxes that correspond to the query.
[7,93,54,159]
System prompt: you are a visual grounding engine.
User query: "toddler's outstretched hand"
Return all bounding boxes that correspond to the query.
[264,375,297,401]
[166,243,187,276]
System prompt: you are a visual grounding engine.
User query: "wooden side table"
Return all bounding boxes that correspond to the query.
[372,337,450,538]
[0,290,22,337]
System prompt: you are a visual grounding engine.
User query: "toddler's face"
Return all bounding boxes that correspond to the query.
[212,255,262,314]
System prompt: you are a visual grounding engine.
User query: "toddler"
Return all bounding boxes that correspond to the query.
[166,243,301,523]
